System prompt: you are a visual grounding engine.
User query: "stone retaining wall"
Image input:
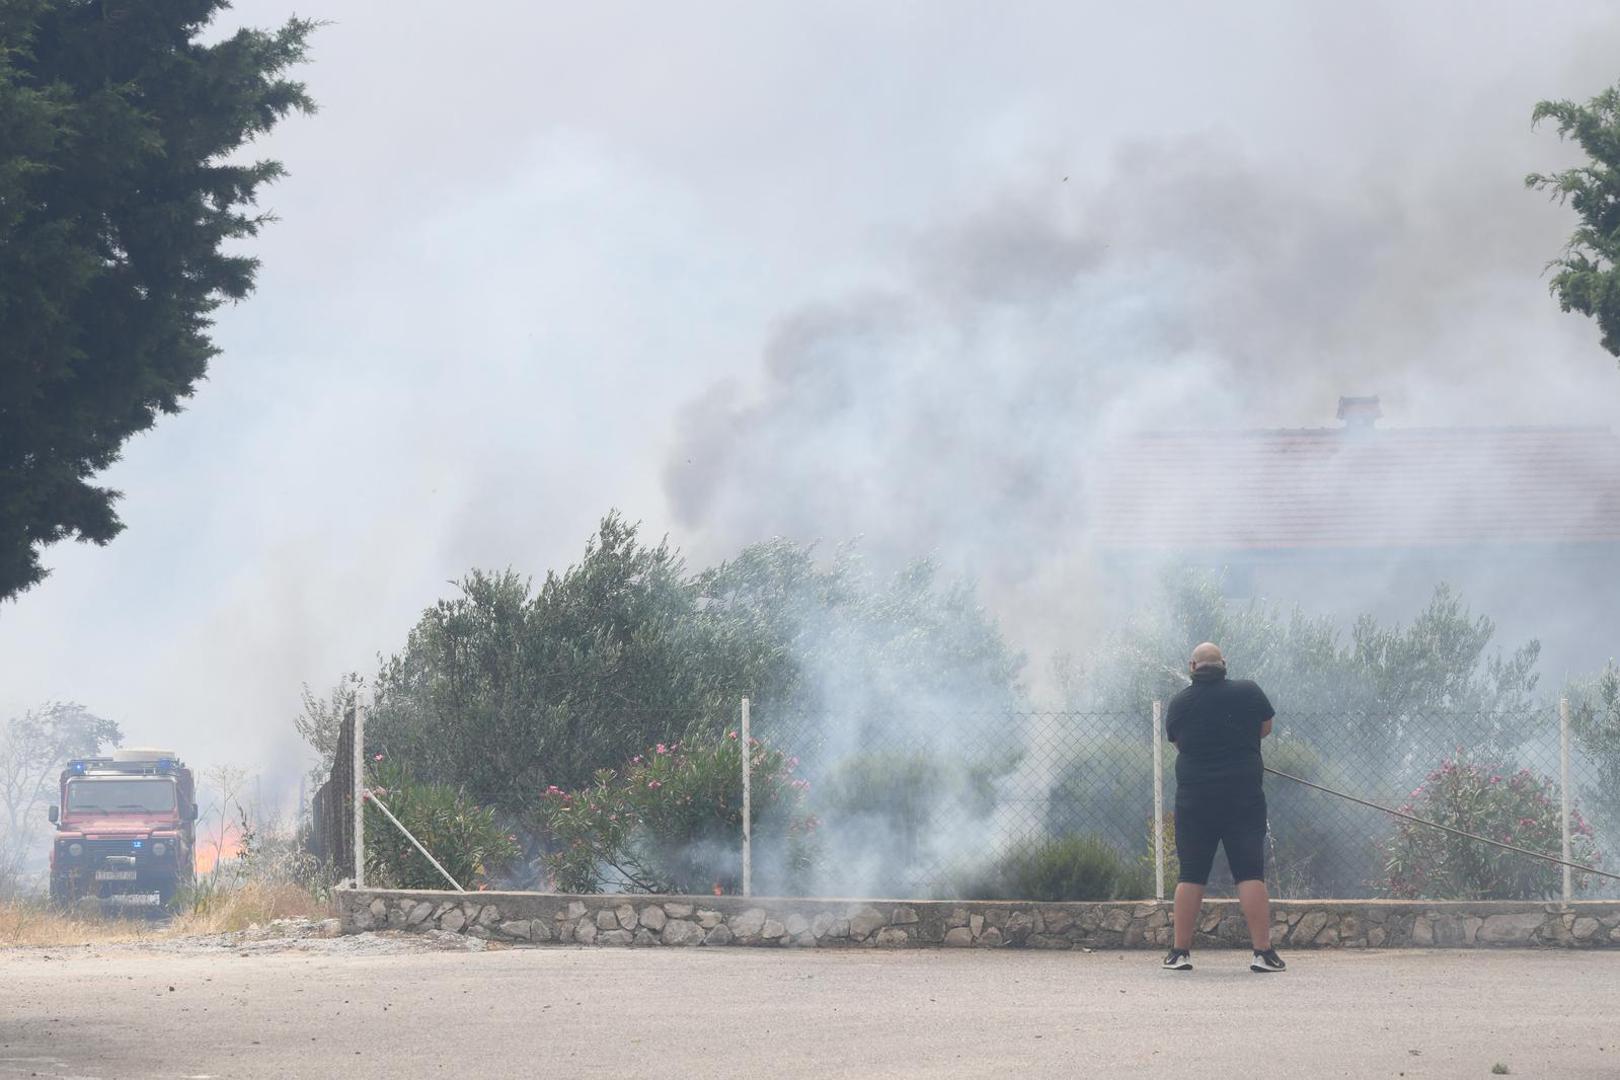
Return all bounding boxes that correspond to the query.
[338,890,1620,950]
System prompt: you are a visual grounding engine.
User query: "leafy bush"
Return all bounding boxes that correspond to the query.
[1383,754,1602,900]
[538,735,815,895]
[1569,663,1620,839]
[1045,735,1151,855]
[1263,736,1388,898]
[957,834,1136,902]
[813,748,1007,896]
[365,761,520,890]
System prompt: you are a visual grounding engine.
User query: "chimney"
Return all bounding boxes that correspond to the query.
[1336,395,1382,431]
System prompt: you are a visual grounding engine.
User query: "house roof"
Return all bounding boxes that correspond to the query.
[1092,425,1620,552]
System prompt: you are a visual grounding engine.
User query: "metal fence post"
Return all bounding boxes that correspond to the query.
[741,696,752,898]
[1152,699,1165,902]
[353,688,366,890]
[1559,697,1572,904]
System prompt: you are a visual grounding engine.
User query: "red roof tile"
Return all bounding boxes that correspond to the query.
[1092,426,1620,551]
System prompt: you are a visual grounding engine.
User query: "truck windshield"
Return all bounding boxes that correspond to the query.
[65,779,176,813]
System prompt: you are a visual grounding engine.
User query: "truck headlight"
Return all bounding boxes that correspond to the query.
[67,842,82,857]
[152,842,166,857]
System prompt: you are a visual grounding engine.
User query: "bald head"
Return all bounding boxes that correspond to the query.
[1189,642,1226,674]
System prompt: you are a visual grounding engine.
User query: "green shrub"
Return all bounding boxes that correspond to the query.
[813,748,1007,896]
[1045,736,1151,855]
[1263,736,1388,898]
[537,735,815,894]
[957,834,1135,902]
[1382,753,1602,900]
[365,761,520,890]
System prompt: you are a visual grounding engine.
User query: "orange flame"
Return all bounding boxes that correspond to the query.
[195,824,243,875]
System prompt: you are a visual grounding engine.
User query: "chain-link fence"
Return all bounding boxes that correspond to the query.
[312,693,1616,902]
[758,701,1616,901]
[307,705,356,879]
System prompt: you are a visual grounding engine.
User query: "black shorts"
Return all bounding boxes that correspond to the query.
[1174,789,1267,885]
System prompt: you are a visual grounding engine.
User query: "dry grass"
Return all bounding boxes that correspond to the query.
[169,879,333,935]
[0,880,333,948]
[0,898,165,948]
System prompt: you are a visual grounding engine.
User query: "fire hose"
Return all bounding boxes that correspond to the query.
[1263,766,1620,883]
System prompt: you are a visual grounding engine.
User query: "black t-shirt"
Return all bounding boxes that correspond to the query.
[1165,669,1274,792]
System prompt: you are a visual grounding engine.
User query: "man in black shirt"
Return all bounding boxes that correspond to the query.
[1161,642,1286,973]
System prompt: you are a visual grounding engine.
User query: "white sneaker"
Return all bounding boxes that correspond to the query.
[1161,948,1193,971]
[1250,948,1286,972]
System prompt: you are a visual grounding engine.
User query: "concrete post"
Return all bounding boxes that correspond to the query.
[741,697,752,898]
[353,689,366,890]
[1560,696,1572,904]
[1152,700,1165,902]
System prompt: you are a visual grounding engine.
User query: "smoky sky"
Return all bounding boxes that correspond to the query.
[3,0,1620,804]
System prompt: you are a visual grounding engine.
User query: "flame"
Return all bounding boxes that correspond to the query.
[712,882,724,896]
[195,824,243,875]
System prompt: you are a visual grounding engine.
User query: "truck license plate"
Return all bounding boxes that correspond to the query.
[95,870,137,881]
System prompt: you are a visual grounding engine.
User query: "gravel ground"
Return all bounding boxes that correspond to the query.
[1,927,1616,1079]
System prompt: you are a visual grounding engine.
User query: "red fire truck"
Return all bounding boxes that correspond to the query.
[48,749,198,906]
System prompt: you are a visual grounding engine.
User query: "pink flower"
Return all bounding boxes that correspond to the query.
[648,780,662,790]
[727,731,738,740]
[656,744,669,755]
[373,753,384,762]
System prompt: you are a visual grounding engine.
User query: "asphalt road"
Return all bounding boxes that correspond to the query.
[2,941,1616,1079]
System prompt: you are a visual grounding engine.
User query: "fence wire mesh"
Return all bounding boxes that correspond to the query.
[308,706,355,878]
[312,696,1616,902]
[760,702,1615,901]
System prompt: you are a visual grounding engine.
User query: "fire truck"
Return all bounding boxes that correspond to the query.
[48,749,198,906]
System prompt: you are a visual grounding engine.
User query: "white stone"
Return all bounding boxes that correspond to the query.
[944,927,973,947]
[640,905,667,931]
[498,920,533,941]
[596,909,619,930]
[697,910,723,929]
[1478,912,1547,944]
[662,919,704,946]
[1572,917,1600,940]
[575,919,598,945]
[615,903,638,931]
[665,902,695,918]
[848,907,885,940]
[566,901,587,920]
[705,924,735,946]
[891,907,919,925]
[406,901,434,927]
[784,914,810,937]
[761,920,787,940]
[731,908,767,938]
[874,927,909,946]
[970,914,985,938]
[598,929,634,946]
[439,909,466,933]
[1295,911,1330,944]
